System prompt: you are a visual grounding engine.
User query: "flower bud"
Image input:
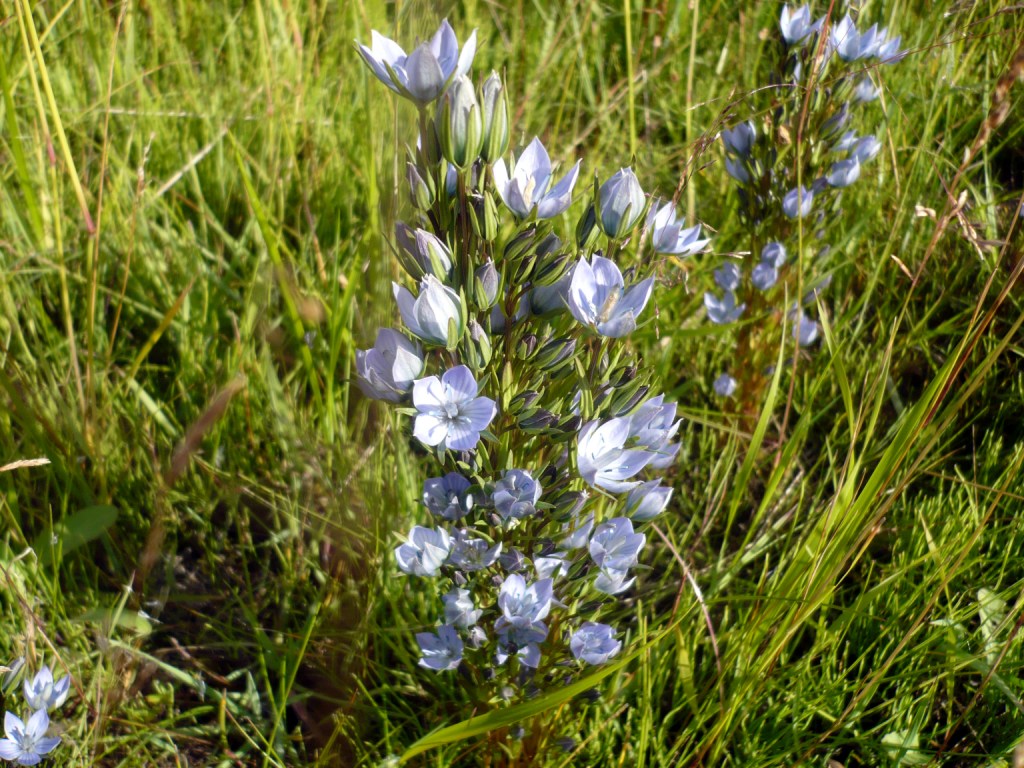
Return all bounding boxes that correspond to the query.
[519,409,558,432]
[395,223,452,280]
[514,334,539,360]
[469,192,500,242]
[480,72,509,162]
[508,390,541,415]
[466,319,492,370]
[406,162,435,211]
[575,204,600,250]
[597,168,646,238]
[532,336,576,370]
[474,260,501,309]
[435,75,483,169]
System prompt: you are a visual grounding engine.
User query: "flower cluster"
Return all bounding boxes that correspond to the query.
[709,6,904,407]
[356,19,697,699]
[1,663,68,765]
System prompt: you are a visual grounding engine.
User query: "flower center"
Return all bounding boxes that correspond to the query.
[443,401,461,420]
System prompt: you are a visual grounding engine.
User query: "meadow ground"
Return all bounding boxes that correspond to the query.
[1,1,1023,765]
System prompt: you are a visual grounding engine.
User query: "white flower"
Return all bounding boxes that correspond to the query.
[647,201,708,256]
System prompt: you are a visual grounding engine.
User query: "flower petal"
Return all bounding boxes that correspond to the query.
[414,413,449,446]
[441,365,478,401]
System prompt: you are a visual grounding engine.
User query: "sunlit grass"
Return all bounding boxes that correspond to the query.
[0,1,1022,765]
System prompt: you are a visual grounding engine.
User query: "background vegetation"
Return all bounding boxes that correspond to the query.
[1,0,1022,765]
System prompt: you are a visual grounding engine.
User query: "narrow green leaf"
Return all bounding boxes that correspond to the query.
[35,505,118,566]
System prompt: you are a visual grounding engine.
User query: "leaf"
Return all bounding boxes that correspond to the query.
[399,614,686,762]
[74,607,153,635]
[34,505,118,566]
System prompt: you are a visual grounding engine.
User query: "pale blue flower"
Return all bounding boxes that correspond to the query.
[779,5,821,45]
[423,473,473,521]
[568,255,654,338]
[394,223,452,278]
[751,262,778,291]
[393,275,464,346]
[793,311,820,346]
[559,513,594,550]
[530,268,573,315]
[852,135,882,164]
[782,185,814,218]
[821,103,850,140]
[725,156,751,183]
[589,517,645,572]
[22,667,69,712]
[496,574,553,630]
[877,34,907,64]
[493,469,542,521]
[357,20,477,104]
[829,15,879,62]
[833,130,859,153]
[412,365,496,451]
[0,710,60,766]
[721,121,756,156]
[714,263,741,291]
[569,622,622,665]
[356,329,424,403]
[853,76,879,102]
[495,622,547,668]
[448,533,501,571]
[492,137,581,219]
[713,373,737,397]
[594,567,635,595]
[577,418,655,492]
[395,526,451,576]
[704,291,746,324]
[443,589,482,628]
[416,625,464,671]
[597,168,646,238]
[627,395,680,470]
[761,241,787,268]
[827,158,861,188]
[624,480,673,521]
[648,201,709,256]
[534,554,569,579]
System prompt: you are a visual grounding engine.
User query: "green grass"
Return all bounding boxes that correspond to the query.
[1,0,1023,765]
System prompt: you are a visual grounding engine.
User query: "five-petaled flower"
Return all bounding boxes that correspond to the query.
[416,625,464,671]
[395,526,452,576]
[492,137,581,220]
[568,255,654,338]
[647,201,709,256]
[413,366,496,451]
[356,328,424,403]
[0,710,61,766]
[22,666,70,713]
[356,19,477,105]
[577,418,655,492]
[570,622,622,665]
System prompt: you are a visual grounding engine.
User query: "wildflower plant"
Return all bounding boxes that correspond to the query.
[709,5,904,411]
[0,663,69,765]
[355,20,702,706]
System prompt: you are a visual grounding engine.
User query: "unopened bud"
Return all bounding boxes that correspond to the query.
[435,75,483,170]
[480,72,509,162]
[406,162,435,211]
